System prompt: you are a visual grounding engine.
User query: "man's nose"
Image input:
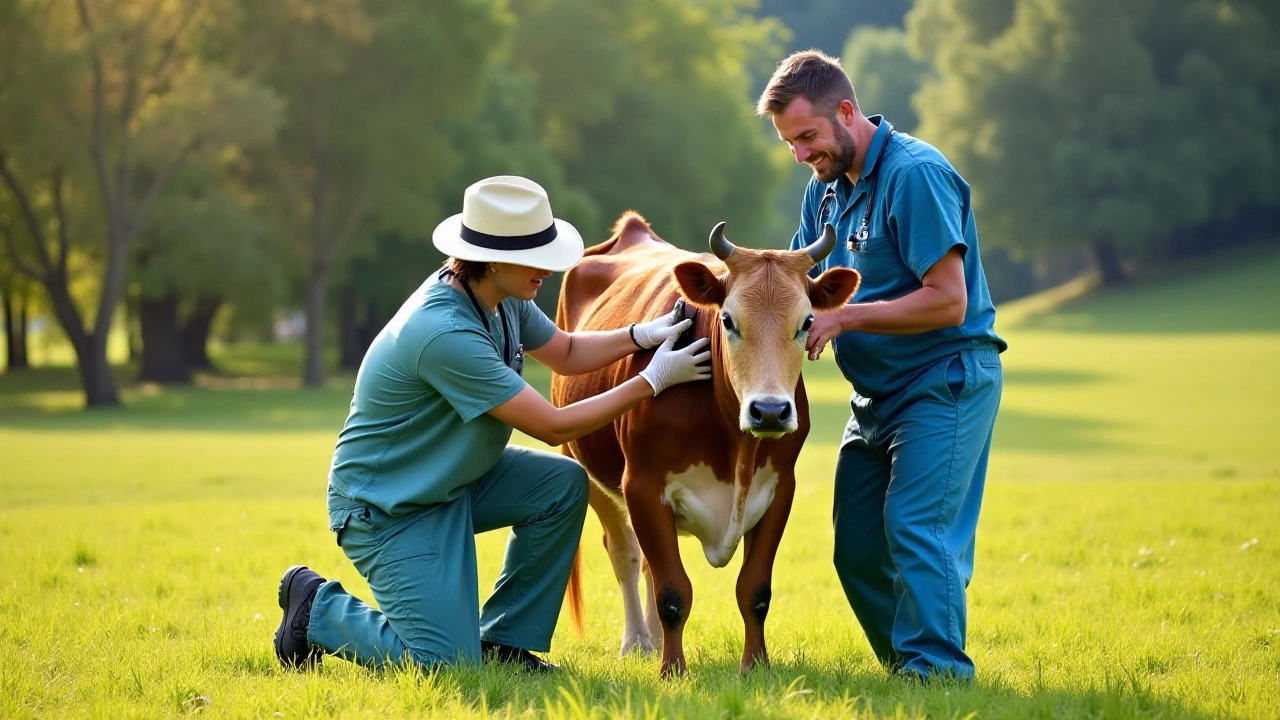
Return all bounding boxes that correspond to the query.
[793,144,811,163]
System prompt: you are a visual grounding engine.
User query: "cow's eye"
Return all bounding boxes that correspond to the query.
[721,312,736,333]
[802,315,814,332]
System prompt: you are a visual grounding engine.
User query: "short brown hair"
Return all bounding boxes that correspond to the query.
[756,50,858,119]
[444,257,492,286]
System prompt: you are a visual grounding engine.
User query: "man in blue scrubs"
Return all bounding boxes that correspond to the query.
[757,51,1006,680]
[272,176,710,673]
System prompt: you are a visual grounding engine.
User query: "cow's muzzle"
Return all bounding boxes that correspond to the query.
[744,395,796,437]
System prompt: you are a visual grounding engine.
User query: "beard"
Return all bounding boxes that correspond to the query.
[812,122,858,184]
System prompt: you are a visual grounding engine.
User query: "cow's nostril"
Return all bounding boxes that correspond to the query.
[779,403,792,422]
[749,402,764,421]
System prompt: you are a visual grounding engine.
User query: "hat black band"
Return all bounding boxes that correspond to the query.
[460,222,558,251]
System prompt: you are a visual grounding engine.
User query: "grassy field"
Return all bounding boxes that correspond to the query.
[2,246,1278,718]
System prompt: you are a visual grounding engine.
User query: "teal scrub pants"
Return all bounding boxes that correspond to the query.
[307,446,589,668]
[833,343,1002,680]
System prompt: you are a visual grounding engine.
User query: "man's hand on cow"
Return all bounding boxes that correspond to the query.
[806,307,848,361]
[638,326,711,395]
[630,307,688,349]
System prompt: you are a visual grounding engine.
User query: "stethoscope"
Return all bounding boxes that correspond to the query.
[817,128,896,253]
[440,268,524,374]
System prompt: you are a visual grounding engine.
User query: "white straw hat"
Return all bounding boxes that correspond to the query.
[432,176,584,272]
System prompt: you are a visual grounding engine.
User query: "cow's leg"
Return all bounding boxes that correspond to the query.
[589,481,654,656]
[624,477,692,678]
[735,473,796,674]
[641,557,663,655]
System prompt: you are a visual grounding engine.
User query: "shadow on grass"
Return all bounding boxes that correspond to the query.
[1003,367,1111,386]
[294,654,1218,720]
[1011,242,1280,336]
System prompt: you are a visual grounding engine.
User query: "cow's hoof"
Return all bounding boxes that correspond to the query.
[659,658,688,679]
[619,634,655,657]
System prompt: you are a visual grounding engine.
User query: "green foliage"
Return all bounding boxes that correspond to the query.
[757,0,912,55]
[2,247,1280,717]
[907,0,1280,259]
[508,0,789,249]
[840,26,931,132]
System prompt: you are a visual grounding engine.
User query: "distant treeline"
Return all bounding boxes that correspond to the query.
[2,0,1277,407]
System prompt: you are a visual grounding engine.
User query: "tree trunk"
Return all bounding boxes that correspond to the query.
[339,286,362,370]
[303,262,329,387]
[137,294,191,384]
[2,286,30,371]
[79,337,120,406]
[39,272,120,406]
[124,291,140,362]
[1092,239,1127,286]
[180,296,221,370]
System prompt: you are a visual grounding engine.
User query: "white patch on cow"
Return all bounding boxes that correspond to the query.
[662,461,780,568]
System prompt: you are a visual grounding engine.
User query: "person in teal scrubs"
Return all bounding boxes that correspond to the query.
[273,176,710,673]
[757,52,1006,681]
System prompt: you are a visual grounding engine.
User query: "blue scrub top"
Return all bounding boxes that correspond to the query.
[790,116,1006,399]
[328,272,558,515]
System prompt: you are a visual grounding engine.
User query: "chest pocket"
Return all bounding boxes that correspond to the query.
[850,233,902,292]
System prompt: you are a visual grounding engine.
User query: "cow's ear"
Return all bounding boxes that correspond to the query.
[673,261,725,308]
[809,267,861,310]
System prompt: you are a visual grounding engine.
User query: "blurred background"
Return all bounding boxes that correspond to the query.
[1,0,1278,406]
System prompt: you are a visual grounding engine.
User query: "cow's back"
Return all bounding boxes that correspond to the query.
[551,216,729,491]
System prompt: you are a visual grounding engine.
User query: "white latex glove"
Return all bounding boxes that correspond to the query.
[638,324,711,396]
[629,308,685,349]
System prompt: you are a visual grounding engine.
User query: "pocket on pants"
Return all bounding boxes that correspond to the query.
[329,505,364,547]
[944,354,967,403]
[373,511,442,565]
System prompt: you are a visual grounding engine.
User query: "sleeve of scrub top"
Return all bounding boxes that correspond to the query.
[416,329,526,423]
[513,299,557,351]
[889,162,968,282]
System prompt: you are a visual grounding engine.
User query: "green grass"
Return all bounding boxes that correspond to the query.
[2,246,1279,718]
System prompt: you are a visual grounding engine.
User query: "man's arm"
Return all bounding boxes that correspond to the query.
[806,247,967,360]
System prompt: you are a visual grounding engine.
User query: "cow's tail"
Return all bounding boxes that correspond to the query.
[566,543,585,635]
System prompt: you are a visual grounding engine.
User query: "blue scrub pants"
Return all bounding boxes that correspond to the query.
[834,343,1002,680]
[307,446,589,668]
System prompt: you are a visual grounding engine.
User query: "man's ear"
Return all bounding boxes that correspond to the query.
[809,267,861,310]
[673,261,725,309]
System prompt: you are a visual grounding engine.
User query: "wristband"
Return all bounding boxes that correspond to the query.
[629,323,642,348]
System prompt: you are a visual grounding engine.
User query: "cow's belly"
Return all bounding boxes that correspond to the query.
[662,461,779,568]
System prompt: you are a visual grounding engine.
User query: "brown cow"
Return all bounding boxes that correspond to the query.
[552,212,860,677]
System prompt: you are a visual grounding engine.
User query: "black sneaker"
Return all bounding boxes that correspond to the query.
[480,641,559,673]
[274,565,325,670]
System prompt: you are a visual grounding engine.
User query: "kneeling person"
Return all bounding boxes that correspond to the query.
[273,176,710,672]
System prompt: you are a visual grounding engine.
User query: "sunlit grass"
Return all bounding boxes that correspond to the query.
[1,245,1279,717]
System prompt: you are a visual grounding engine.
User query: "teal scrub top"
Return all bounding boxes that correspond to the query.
[790,116,1006,399]
[327,272,558,515]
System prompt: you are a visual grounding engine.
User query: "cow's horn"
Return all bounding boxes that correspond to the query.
[807,223,837,264]
[709,221,735,260]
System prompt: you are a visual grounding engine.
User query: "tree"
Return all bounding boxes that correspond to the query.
[756,0,912,55]
[1,265,32,372]
[239,0,509,387]
[336,65,582,365]
[131,152,281,383]
[509,0,789,254]
[0,0,281,405]
[907,0,1261,284]
[841,26,931,133]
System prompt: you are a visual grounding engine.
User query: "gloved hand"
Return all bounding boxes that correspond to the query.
[638,322,711,396]
[629,306,687,349]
